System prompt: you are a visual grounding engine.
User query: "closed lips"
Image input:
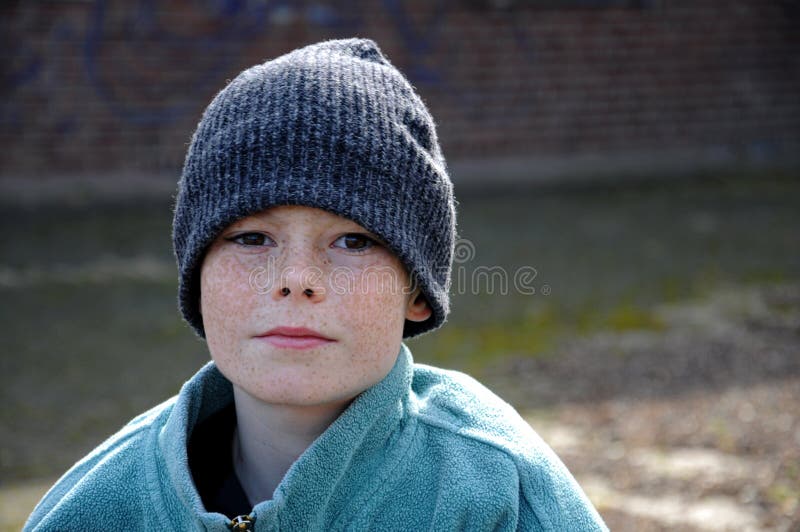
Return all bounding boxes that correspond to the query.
[257,327,335,349]
[258,327,333,340]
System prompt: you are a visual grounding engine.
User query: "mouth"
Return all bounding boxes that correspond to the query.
[255,326,336,350]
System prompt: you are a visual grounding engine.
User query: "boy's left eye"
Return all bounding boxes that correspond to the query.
[332,233,376,251]
[228,232,275,247]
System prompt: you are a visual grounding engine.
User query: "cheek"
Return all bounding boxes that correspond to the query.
[337,268,408,354]
[200,254,259,341]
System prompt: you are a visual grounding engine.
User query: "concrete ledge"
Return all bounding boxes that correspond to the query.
[0,172,179,206]
[448,146,800,190]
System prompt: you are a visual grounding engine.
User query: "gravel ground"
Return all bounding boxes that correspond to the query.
[487,282,800,531]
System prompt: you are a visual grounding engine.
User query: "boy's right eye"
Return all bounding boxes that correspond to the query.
[228,232,275,247]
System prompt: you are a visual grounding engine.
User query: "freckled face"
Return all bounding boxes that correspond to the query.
[200,206,426,407]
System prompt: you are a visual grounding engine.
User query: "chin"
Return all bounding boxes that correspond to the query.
[250,386,359,408]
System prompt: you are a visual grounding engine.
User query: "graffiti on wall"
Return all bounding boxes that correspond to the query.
[3,0,616,172]
[3,0,542,132]
[3,1,359,129]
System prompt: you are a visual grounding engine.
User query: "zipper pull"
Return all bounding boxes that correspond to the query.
[229,513,256,531]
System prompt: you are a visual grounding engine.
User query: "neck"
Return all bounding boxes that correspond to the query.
[231,386,351,505]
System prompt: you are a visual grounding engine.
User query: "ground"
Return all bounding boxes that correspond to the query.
[502,282,800,531]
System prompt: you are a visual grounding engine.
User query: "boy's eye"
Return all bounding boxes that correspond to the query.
[332,233,376,251]
[229,232,275,247]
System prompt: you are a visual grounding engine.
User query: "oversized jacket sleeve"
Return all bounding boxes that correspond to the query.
[410,364,608,531]
[513,428,606,530]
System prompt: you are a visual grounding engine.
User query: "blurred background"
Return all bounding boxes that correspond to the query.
[1,1,798,530]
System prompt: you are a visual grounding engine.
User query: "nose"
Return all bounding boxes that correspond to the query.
[271,248,326,303]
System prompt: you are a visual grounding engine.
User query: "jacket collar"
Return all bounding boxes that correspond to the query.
[157,344,414,530]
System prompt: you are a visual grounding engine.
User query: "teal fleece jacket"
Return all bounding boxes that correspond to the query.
[25,345,606,531]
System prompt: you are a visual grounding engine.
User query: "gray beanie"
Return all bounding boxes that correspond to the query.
[173,38,456,338]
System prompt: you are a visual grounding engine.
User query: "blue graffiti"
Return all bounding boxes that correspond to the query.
[3,0,546,131]
[2,19,78,129]
[83,0,273,125]
[382,0,448,84]
[80,0,366,125]
[5,50,42,91]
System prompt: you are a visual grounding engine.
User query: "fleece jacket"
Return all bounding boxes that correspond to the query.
[25,344,607,531]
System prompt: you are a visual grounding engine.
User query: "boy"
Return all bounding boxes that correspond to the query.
[25,39,606,531]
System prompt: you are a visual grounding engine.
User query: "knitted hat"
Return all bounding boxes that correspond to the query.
[173,38,456,338]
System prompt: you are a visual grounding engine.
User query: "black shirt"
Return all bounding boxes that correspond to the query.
[187,403,253,518]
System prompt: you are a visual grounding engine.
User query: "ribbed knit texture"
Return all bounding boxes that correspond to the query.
[173,38,456,338]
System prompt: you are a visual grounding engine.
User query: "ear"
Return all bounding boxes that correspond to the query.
[405,289,432,323]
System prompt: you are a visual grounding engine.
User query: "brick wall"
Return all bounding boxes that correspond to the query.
[2,1,798,182]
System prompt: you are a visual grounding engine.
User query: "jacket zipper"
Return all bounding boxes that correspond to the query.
[229,513,256,531]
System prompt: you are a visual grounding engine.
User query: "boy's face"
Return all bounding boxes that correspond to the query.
[200,205,431,407]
